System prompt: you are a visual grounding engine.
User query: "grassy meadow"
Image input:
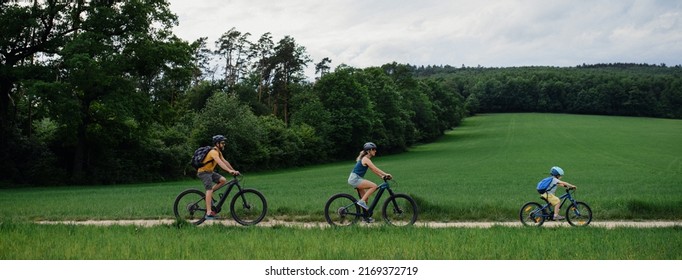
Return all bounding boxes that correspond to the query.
[1,113,681,260]
[1,113,680,222]
[1,222,680,259]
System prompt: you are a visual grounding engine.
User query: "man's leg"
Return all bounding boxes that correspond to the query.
[205,175,227,218]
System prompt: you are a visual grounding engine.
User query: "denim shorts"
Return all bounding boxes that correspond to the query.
[348,173,364,188]
[198,172,223,190]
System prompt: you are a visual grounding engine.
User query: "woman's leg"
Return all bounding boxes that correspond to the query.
[356,179,378,203]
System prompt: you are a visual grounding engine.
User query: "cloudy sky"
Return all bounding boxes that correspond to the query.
[168,0,681,78]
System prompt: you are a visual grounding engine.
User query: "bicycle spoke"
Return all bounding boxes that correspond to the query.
[230,189,267,226]
[382,194,418,226]
[324,194,361,226]
[173,189,208,225]
[566,202,592,226]
[519,202,545,226]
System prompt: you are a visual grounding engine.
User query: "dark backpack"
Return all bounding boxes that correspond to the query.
[191,146,214,169]
[536,176,555,194]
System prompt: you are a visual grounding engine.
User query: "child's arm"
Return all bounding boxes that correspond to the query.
[559,180,577,189]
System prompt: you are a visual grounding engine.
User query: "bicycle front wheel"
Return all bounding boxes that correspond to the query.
[324,193,361,226]
[173,189,208,225]
[566,201,592,226]
[519,202,545,226]
[230,189,267,226]
[382,194,418,226]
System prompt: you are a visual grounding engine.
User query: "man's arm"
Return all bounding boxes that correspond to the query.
[218,153,239,175]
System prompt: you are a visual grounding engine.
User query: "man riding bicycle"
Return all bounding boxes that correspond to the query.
[197,135,240,220]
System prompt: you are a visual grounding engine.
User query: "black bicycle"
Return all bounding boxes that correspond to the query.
[519,188,592,227]
[173,175,267,226]
[324,176,418,226]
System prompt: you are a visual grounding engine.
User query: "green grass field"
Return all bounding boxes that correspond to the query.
[1,222,680,259]
[1,113,681,260]
[1,113,680,221]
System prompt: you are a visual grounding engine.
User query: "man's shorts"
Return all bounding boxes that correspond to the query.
[348,173,364,188]
[541,193,561,206]
[198,172,223,190]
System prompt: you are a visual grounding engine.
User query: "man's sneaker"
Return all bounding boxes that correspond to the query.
[554,215,565,221]
[356,200,369,210]
[363,217,374,223]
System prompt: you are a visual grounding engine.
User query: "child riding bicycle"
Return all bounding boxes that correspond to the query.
[540,166,577,220]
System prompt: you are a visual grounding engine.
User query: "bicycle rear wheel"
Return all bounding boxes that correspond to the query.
[173,189,209,225]
[382,194,418,226]
[566,201,592,226]
[519,202,546,226]
[324,193,361,226]
[230,189,267,226]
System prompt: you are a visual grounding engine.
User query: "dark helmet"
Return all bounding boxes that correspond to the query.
[363,142,377,151]
[212,135,227,145]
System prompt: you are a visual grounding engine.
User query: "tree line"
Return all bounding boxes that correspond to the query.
[414,64,682,119]
[0,0,464,185]
[1,1,679,186]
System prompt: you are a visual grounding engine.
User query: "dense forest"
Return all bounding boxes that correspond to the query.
[414,63,682,118]
[1,1,680,186]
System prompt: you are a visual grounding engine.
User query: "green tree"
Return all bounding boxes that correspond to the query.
[215,27,251,89]
[315,57,332,79]
[315,66,376,158]
[268,36,311,124]
[358,67,411,152]
[192,93,267,171]
[290,86,331,160]
[0,1,85,132]
[27,0,194,183]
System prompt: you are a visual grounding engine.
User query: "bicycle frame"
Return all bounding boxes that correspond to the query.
[539,189,580,218]
[212,176,244,213]
[356,180,396,218]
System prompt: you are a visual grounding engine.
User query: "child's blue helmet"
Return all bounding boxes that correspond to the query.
[550,166,564,176]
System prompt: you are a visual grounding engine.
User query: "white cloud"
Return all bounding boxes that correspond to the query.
[168,0,682,78]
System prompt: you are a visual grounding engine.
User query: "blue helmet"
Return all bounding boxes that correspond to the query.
[550,166,564,176]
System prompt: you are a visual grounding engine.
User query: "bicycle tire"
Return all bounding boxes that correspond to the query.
[173,189,209,225]
[382,193,418,226]
[324,193,361,226]
[519,202,545,226]
[566,201,592,226]
[230,188,267,226]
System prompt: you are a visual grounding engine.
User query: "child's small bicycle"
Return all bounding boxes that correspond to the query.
[324,176,418,226]
[519,188,592,227]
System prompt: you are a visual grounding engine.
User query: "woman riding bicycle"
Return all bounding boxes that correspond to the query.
[347,142,392,210]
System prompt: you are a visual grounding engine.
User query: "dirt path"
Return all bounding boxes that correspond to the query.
[36,219,682,228]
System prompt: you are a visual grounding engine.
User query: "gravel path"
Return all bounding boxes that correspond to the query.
[36,219,682,228]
